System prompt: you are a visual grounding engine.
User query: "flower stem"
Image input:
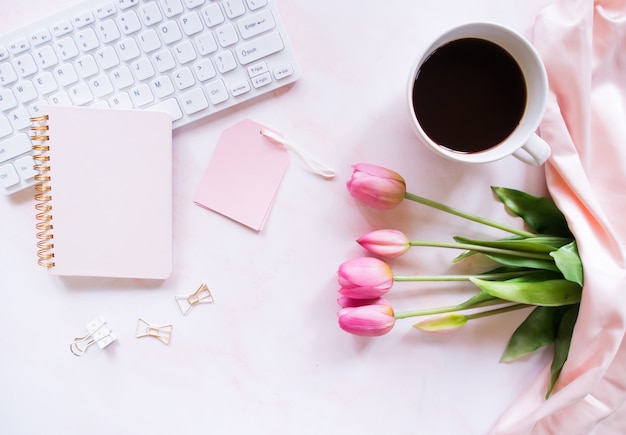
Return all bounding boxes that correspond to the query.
[404,192,535,238]
[464,303,531,320]
[393,270,535,282]
[408,240,554,261]
[394,302,530,320]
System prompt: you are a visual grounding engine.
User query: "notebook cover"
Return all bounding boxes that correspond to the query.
[40,105,172,279]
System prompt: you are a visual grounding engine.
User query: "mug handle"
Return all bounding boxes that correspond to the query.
[513,134,551,166]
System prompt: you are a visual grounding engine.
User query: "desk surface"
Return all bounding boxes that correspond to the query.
[0,1,565,433]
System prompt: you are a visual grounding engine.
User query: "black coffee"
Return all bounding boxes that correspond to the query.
[412,38,527,153]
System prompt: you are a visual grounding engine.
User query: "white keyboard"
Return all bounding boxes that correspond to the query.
[0,0,300,195]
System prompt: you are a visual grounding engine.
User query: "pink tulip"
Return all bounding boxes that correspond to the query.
[338,302,396,337]
[338,257,394,299]
[357,229,411,258]
[346,163,406,210]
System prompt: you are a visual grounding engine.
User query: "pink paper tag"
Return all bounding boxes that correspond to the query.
[194,119,290,231]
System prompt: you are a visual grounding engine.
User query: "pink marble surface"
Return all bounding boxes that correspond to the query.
[0,0,593,433]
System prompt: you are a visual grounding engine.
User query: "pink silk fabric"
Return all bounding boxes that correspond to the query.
[493,0,626,433]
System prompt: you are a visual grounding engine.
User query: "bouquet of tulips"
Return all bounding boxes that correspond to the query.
[337,164,583,398]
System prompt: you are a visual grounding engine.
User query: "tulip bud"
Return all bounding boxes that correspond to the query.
[412,313,468,332]
[357,229,411,258]
[338,257,393,299]
[346,163,406,210]
[338,302,395,337]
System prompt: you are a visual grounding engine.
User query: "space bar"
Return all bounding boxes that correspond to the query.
[235,31,284,65]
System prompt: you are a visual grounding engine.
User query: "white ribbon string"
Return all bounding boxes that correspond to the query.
[260,129,336,179]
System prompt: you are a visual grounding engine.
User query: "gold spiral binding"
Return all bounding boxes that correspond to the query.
[30,114,55,269]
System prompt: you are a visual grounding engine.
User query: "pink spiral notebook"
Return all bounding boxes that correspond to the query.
[31,105,172,279]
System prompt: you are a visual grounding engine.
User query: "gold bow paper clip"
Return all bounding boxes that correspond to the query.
[135,318,173,345]
[70,316,116,357]
[175,283,214,315]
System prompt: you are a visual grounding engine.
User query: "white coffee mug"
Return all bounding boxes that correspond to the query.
[407,23,550,166]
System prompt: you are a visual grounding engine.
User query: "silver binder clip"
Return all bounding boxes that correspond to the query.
[175,283,214,315]
[135,318,173,345]
[70,316,116,357]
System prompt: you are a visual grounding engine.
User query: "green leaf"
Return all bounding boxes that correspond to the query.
[547,304,579,398]
[550,241,584,286]
[454,236,571,254]
[470,278,582,306]
[500,306,568,362]
[482,253,560,272]
[491,187,572,237]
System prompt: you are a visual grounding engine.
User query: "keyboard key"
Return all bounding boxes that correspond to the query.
[230,81,250,96]
[116,38,141,61]
[8,38,30,55]
[0,163,20,188]
[137,29,162,52]
[51,20,74,37]
[193,59,216,81]
[160,0,185,18]
[223,0,246,19]
[33,71,59,94]
[159,21,183,44]
[73,11,96,28]
[214,50,237,73]
[118,0,140,11]
[96,20,122,44]
[77,28,101,51]
[247,61,268,77]
[172,66,195,89]
[251,71,272,89]
[119,11,142,35]
[131,58,156,80]
[216,23,239,47]
[194,32,218,55]
[139,2,164,26]
[48,91,72,106]
[151,76,175,98]
[0,89,18,111]
[130,83,155,106]
[13,81,38,104]
[14,54,38,77]
[180,12,204,36]
[0,133,31,163]
[54,37,80,61]
[75,55,99,78]
[238,9,276,39]
[110,65,135,88]
[205,79,228,104]
[235,31,284,65]
[109,92,134,108]
[0,47,9,62]
[34,45,59,69]
[14,155,38,181]
[184,0,206,9]
[95,46,120,69]
[149,97,183,121]
[90,74,114,97]
[152,49,176,72]
[200,4,225,27]
[69,83,94,105]
[29,29,52,46]
[179,87,208,114]
[246,0,268,11]
[173,40,197,64]
[95,2,117,19]
[53,63,79,86]
[0,62,18,85]
[8,108,32,130]
[0,117,12,138]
